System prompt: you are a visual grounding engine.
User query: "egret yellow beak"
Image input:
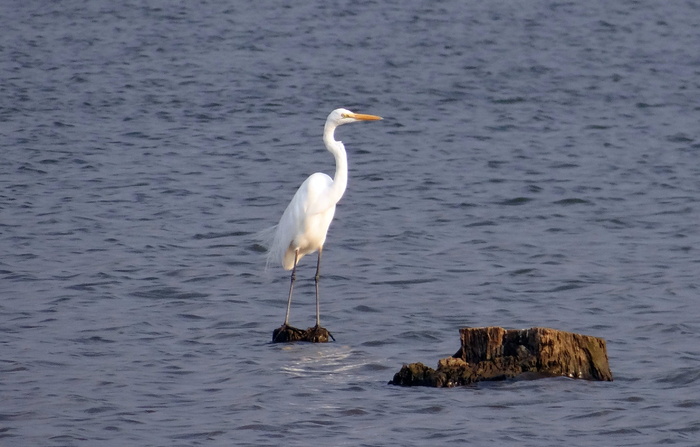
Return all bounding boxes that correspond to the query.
[351,113,382,121]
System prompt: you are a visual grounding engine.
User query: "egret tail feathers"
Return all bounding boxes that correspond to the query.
[255,225,278,272]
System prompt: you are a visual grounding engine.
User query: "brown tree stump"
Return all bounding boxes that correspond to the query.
[272,324,335,343]
[390,326,612,387]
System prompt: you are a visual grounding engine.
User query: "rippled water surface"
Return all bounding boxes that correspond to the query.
[2,1,700,445]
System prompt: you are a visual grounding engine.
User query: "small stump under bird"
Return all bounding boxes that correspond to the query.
[267,108,382,343]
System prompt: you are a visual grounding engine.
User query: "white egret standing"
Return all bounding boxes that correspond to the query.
[268,108,382,339]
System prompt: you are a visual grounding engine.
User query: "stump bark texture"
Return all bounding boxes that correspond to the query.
[390,326,612,387]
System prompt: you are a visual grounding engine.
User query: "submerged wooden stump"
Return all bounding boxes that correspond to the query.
[272,324,335,343]
[390,327,612,387]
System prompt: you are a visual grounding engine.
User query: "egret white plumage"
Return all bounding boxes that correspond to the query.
[268,108,382,337]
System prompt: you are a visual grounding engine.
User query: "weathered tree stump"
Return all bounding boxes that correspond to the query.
[390,327,612,387]
[272,324,335,343]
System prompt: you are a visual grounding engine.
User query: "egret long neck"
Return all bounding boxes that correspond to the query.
[323,123,348,204]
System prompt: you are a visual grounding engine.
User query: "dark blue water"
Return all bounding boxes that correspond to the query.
[2,1,700,445]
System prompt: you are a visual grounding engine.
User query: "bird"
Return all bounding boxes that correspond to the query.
[268,108,382,339]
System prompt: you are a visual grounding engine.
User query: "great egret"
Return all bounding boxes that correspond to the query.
[268,108,382,338]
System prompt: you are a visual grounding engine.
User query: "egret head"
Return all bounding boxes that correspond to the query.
[327,108,382,126]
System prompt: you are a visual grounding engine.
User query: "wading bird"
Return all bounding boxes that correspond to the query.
[268,108,382,340]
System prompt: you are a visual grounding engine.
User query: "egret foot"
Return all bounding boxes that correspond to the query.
[307,324,335,343]
[272,324,306,343]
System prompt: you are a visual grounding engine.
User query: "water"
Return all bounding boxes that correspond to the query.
[2,0,699,445]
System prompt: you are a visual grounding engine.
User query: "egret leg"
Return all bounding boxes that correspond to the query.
[283,249,299,326]
[314,247,322,327]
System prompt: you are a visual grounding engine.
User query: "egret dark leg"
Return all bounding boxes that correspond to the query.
[311,248,334,342]
[314,247,322,327]
[283,249,299,326]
